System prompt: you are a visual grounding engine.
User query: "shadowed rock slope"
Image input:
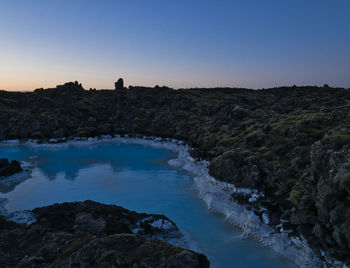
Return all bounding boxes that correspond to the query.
[1,82,350,264]
[0,200,209,267]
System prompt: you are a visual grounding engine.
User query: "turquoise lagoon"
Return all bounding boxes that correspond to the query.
[0,142,295,268]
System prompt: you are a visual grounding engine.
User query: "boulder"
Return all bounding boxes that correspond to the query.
[0,158,22,177]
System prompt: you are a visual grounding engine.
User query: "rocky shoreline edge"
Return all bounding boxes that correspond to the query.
[0,199,209,267]
[0,134,345,267]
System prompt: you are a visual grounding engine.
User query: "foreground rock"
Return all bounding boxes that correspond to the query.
[0,200,209,267]
[0,158,22,177]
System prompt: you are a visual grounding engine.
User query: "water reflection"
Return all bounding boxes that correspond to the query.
[1,144,173,181]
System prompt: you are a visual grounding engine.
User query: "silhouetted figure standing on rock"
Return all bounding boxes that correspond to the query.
[115,78,124,90]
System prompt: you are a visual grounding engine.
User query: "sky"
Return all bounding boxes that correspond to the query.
[0,0,350,91]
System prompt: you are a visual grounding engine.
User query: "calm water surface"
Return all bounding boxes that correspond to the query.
[0,143,296,268]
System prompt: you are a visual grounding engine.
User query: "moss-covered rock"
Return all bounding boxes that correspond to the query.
[2,83,350,264]
[0,201,209,267]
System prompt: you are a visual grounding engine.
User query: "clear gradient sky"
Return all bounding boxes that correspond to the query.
[1,0,350,91]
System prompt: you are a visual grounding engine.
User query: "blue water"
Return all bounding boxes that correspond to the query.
[0,143,296,268]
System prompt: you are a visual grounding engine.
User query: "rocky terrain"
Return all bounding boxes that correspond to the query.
[0,158,22,177]
[1,81,350,265]
[0,200,209,267]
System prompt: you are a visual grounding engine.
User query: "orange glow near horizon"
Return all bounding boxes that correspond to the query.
[1,1,349,91]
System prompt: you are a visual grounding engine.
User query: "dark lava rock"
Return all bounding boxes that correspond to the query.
[0,158,22,177]
[2,83,350,264]
[115,78,124,90]
[0,200,209,267]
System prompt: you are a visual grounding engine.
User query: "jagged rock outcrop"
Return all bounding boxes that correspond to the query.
[115,78,124,90]
[0,158,22,177]
[0,201,209,267]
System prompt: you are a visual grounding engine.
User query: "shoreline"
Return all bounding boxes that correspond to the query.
[0,200,210,267]
[0,135,340,267]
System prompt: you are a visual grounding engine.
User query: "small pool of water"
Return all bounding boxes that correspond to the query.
[0,143,296,268]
